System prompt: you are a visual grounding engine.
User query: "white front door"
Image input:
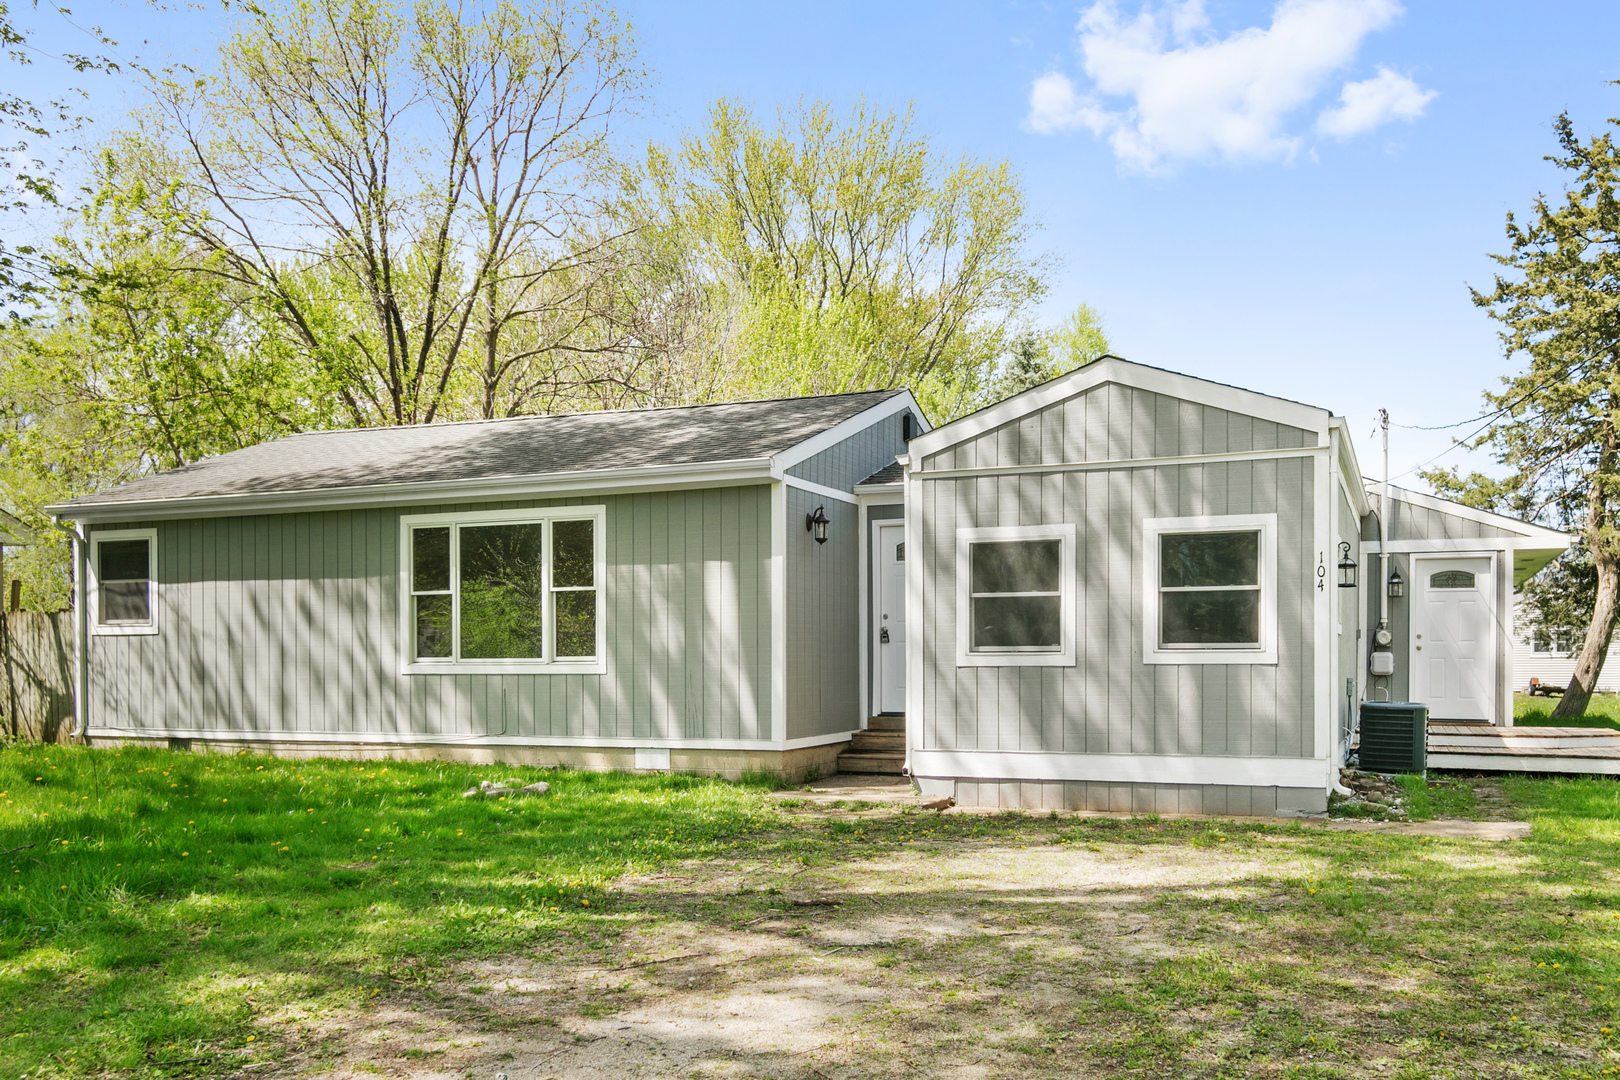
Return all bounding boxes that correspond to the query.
[1411,555,1496,722]
[876,522,906,714]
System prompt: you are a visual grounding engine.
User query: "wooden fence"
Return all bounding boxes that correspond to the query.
[2,610,75,743]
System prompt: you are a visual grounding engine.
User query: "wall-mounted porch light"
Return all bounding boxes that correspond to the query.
[806,505,830,545]
[1387,568,1404,599]
[1337,542,1358,588]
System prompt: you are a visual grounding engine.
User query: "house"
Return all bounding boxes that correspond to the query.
[50,357,1573,811]
[1509,594,1620,695]
[898,358,1568,814]
[49,390,926,781]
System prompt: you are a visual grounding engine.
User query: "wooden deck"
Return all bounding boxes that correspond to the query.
[1426,722,1620,775]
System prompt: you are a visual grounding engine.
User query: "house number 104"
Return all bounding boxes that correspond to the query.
[1316,552,1326,592]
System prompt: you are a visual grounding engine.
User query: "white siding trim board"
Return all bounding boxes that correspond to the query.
[86,725,853,752]
[783,476,858,505]
[770,482,788,748]
[911,749,1329,788]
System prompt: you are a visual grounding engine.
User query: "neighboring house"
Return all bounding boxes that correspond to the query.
[1508,594,1620,694]
[49,391,926,781]
[50,357,1572,813]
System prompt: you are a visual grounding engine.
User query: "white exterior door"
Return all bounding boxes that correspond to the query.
[1411,555,1496,722]
[876,523,907,714]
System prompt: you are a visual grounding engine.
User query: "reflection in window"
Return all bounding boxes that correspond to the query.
[551,518,596,657]
[459,523,544,659]
[1430,570,1476,590]
[97,537,152,625]
[969,540,1062,650]
[1158,531,1261,647]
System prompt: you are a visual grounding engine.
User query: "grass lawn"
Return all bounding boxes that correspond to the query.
[4,745,1620,1079]
[1515,691,1620,730]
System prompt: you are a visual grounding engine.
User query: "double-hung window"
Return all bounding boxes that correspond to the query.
[1143,514,1277,665]
[955,524,1075,667]
[89,528,158,635]
[400,506,605,674]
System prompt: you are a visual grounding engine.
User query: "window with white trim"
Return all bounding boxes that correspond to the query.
[1143,514,1277,665]
[90,528,158,635]
[400,506,605,673]
[955,524,1075,667]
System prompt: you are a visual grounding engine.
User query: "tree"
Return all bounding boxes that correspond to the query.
[1458,108,1620,718]
[613,98,1053,419]
[134,0,642,425]
[988,303,1109,401]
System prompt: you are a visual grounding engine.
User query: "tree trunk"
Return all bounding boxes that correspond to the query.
[1555,418,1620,718]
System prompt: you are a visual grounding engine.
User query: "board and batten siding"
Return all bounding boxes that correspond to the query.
[786,410,913,491]
[783,485,860,740]
[915,381,1318,763]
[85,487,775,743]
[1335,487,1362,755]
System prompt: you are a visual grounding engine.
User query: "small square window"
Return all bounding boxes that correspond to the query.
[90,529,157,635]
[1143,515,1277,665]
[955,525,1075,667]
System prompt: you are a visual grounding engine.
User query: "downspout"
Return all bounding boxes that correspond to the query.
[51,515,90,742]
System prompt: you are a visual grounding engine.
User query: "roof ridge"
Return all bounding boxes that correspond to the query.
[258,388,907,444]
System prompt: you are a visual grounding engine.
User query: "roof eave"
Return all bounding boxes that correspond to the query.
[49,457,777,524]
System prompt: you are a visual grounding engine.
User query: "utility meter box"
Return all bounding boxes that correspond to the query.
[1369,650,1395,676]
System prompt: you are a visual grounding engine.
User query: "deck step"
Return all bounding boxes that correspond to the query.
[836,750,905,775]
[867,714,905,733]
[1428,745,1620,775]
[848,731,904,752]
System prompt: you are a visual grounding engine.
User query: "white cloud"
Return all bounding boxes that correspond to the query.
[1025,0,1432,172]
[1317,66,1436,137]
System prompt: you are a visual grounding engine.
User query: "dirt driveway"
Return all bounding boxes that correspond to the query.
[270,797,1594,1080]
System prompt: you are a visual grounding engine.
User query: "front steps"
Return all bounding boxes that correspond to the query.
[836,715,905,775]
[1426,721,1620,775]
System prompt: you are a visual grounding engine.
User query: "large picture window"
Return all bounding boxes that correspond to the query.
[89,528,158,635]
[1143,514,1277,665]
[955,524,1075,667]
[399,507,605,674]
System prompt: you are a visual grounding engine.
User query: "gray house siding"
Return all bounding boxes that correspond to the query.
[1385,496,1516,543]
[784,486,861,741]
[86,486,776,743]
[916,456,1316,759]
[920,383,1315,472]
[787,410,913,491]
[1335,487,1362,753]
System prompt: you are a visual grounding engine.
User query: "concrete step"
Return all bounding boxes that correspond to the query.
[836,750,905,775]
[848,731,904,752]
[867,714,905,733]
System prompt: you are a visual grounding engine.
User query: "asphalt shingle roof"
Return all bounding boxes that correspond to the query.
[857,461,904,487]
[59,390,906,509]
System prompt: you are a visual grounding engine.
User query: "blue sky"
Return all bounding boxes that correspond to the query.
[16,0,1620,485]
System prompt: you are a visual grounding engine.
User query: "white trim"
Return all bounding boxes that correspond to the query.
[1314,438,1334,778]
[904,460,921,776]
[70,525,88,738]
[771,391,928,472]
[853,484,904,498]
[913,444,1322,481]
[397,505,607,676]
[1362,538,1564,555]
[53,458,775,524]
[84,725,855,752]
[1425,751,1620,776]
[1142,514,1279,665]
[782,475,857,505]
[909,749,1329,789]
[906,356,1331,459]
[955,524,1077,668]
[770,481,788,748]
[87,528,159,636]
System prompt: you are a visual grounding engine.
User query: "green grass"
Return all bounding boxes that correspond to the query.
[1515,691,1620,730]
[0,743,778,1078]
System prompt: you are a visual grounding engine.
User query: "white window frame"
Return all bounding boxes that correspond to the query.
[1143,513,1278,666]
[398,505,607,675]
[955,524,1076,668]
[88,527,158,636]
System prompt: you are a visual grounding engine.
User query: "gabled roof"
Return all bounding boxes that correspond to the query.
[856,461,903,488]
[1370,481,1570,585]
[52,390,913,522]
[906,355,1333,461]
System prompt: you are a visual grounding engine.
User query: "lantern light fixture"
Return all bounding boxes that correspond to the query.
[1387,567,1405,599]
[806,505,830,545]
[1336,541,1358,588]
